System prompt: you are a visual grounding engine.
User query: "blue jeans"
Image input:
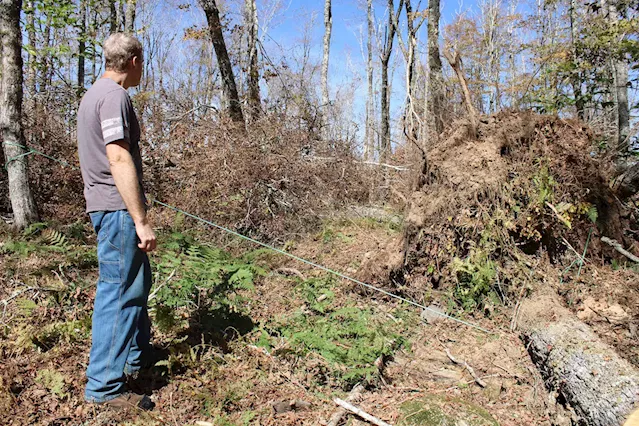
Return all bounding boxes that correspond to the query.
[85,210,152,403]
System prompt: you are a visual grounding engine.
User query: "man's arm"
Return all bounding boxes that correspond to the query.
[106,140,156,252]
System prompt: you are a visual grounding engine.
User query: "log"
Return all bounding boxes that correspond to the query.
[519,294,639,426]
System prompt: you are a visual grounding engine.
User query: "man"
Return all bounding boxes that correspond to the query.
[77,33,156,410]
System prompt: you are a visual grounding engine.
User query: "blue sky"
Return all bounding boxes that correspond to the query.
[261,0,490,140]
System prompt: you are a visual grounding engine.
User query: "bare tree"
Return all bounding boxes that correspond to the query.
[391,0,426,144]
[427,0,444,134]
[108,0,118,33]
[479,0,502,113]
[380,0,404,160]
[25,0,36,99]
[125,0,136,32]
[363,0,374,160]
[568,0,584,119]
[245,0,261,122]
[199,0,245,124]
[78,0,86,91]
[605,0,630,146]
[1,0,39,228]
[444,49,479,136]
[321,0,332,138]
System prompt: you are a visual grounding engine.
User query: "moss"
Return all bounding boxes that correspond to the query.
[398,395,499,426]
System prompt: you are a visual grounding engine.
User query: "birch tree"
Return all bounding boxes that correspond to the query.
[605,0,630,145]
[321,0,332,138]
[1,0,39,228]
[427,0,444,134]
[245,0,261,122]
[363,0,374,160]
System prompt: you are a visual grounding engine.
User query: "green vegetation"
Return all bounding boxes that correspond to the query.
[451,250,498,312]
[150,231,266,333]
[35,369,68,400]
[398,396,498,426]
[258,275,413,388]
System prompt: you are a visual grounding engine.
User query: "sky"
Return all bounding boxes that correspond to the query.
[262,0,493,140]
[149,0,636,147]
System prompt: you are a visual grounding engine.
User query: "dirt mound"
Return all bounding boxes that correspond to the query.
[362,111,637,305]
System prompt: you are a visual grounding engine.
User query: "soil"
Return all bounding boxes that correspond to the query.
[0,217,560,426]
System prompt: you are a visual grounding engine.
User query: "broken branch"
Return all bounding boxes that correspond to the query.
[440,343,487,388]
[333,398,392,426]
[601,236,639,263]
[326,383,365,426]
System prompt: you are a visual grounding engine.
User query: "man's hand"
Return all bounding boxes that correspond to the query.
[106,140,156,252]
[135,218,157,252]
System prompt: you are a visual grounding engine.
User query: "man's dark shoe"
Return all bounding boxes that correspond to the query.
[100,393,155,411]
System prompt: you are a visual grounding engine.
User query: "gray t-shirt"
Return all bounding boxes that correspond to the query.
[77,78,144,213]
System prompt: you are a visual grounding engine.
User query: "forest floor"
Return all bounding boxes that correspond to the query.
[0,206,637,426]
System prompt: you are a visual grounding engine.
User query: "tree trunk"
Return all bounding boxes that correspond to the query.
[0,0,39,228]
[606,0,630,146]
[321,0,332,139]
[427,0,444,134]
[519,294,639,426]
[40,14,51,95]
[363,0,374,161]
[125,0,136,32]
[244,0,260,122]
[117,0,125,31]
[443,49,478,137]
[78,0,86,92]
[108,0,118,33]
[380,0,403,161]
[569,0,585,119]
[199,0,245,124]
[25,0,36,100]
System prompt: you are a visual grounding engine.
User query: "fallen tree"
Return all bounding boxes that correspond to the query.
[519,293,639,426]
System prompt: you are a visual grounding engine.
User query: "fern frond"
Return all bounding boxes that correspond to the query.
[41,229,68,249]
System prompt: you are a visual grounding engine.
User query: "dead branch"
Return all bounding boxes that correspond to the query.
[442,49,478,137]
[601,237,639,263]
[439,342,486,388]
[274,267,306,281]
[333,398,392,426]
[326,383,365,426]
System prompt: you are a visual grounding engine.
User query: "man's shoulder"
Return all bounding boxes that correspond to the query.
[83,79,130,107]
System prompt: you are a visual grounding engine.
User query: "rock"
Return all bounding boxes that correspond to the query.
[421,305,446,324]
[397,395,498,425]
[431,369,463,382]
[272,399,312,414]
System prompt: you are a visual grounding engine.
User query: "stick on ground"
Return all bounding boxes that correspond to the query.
[326,383,365,426]
[439,342,487,388]
[333,398,392,426]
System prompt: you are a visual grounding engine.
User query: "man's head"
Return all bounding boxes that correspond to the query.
[103,33,143,88]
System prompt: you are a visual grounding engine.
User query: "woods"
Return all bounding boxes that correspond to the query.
[0,0,637,424]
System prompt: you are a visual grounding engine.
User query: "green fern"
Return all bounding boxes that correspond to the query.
[151,234,264,331]
[587,204,598,223]
[22,222,48,238]
[40,229,68,250]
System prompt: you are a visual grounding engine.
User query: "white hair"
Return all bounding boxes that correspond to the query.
[103,33,142,72]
